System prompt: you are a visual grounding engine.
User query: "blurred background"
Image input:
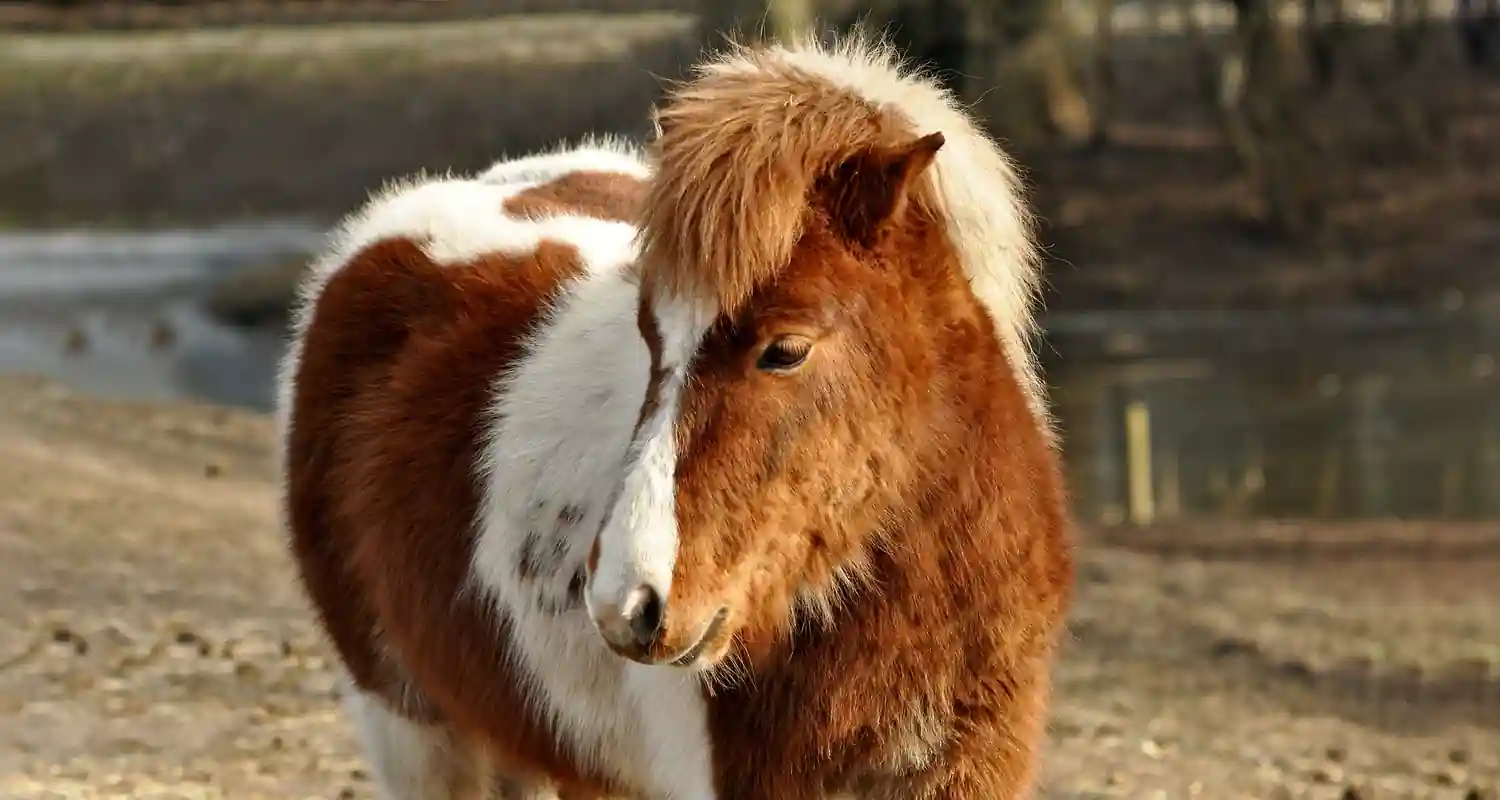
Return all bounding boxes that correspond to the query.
[0,0,1496,797]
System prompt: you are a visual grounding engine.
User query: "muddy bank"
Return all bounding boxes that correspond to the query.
[6,15,1500,314]
[0,376,1495,797]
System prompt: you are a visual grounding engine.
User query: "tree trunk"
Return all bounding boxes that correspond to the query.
[969,0,1096,146]
[698,0,814,49]
[1176,0,1221,105]
[1086,0,1118,149]
[1345,0,1443,153]
[1302,0,1347,93]
[769,0,814,43]
[837,0,973,95]
[1456,0,1500,66]
[1392,0,1433,68]
[1219,0,1322,237]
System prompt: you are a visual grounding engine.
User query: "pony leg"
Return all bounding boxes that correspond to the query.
[342,682,489,800]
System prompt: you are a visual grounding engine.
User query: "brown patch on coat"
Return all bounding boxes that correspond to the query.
[366,654,444,726]
[628,43,1074,799]
[284,235,620,795]
[631,290,668,434]
[502,171,645,223]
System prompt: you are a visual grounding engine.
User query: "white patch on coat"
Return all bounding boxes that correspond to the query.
[586,291,716,626]
[277,146,718,800]
[275,158,641,462]
[479,135,651,185]
[472,259,717,799]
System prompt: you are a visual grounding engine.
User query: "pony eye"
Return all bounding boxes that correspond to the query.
[756,336,813,372]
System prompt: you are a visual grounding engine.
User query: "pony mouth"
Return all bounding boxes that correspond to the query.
[669,606,731,668]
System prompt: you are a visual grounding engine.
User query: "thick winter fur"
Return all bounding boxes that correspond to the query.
[280,35,1072,800]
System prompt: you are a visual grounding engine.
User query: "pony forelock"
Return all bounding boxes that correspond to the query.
[639,31,1051,427]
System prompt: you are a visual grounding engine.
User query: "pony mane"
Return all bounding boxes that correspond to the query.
[639,33,1051,428]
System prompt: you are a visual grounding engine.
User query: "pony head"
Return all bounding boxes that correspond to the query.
[585,36,1046,672]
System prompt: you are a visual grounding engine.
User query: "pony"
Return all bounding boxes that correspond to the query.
[277,34,1074,800]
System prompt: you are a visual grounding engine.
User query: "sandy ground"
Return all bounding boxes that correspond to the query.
[0,375,1496,799]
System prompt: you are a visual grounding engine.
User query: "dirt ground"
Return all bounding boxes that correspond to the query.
[0,375,1494,799]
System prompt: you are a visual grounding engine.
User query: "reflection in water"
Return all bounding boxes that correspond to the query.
[3,229,1497,521]
[0,226,315,410]
[1047,309,1500,521]
[0,294,287,411]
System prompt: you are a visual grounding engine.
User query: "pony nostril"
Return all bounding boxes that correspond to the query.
[627,584,665,650]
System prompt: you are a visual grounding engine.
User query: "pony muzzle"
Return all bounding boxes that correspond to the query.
[590,583,665,656]
[587,582,730,667]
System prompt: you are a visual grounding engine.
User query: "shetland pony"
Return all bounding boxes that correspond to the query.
[277,36,1073,800]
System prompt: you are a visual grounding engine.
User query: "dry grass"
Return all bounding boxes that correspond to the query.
[0,13,693,84]
[0,13,697,227]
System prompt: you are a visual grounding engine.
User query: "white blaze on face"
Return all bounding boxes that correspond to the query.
[587,291,716,624]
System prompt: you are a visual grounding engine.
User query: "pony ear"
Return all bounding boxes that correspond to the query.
[821,131,945,246]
